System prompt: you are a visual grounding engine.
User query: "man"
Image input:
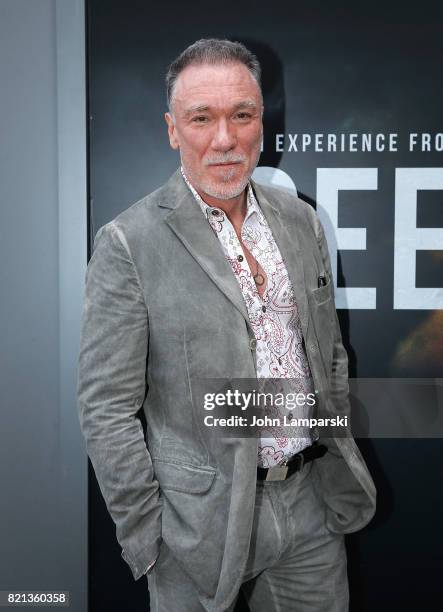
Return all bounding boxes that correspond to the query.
[77,38,376,612]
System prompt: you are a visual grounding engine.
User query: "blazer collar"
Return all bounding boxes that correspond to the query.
[160,169,250,322]
[159,169,309,338]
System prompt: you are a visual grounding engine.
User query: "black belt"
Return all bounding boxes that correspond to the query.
[257,442,328,482]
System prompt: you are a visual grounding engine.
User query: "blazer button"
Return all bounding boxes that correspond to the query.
[309,342,317,352]
[249,338,257,350]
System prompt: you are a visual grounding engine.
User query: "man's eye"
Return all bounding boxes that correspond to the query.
[192,116,209,123]
[235,112,252,120]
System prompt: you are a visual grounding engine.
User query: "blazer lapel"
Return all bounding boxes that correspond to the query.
[159,170,309,338]
[251,180,310,340]
[160,170,250,323]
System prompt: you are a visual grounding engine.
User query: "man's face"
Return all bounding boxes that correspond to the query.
[165,61,263,202]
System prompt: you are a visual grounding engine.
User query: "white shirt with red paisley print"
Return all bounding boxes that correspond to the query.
[182,168,317,468]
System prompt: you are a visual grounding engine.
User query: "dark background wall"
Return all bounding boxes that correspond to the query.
[87,1,443,610]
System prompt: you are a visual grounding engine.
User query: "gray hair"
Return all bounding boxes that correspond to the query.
[165,38,262,111]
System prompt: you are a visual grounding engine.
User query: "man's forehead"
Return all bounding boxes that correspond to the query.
[172,62,261,107]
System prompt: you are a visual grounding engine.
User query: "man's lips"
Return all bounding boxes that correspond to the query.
[207,161,242,167]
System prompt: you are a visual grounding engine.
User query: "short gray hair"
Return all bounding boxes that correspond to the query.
[166,38,262,111]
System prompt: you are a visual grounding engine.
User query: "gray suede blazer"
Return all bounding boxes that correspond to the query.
[77,168,376,612]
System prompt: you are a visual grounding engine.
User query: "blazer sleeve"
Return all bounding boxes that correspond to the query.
[76,220,162,580]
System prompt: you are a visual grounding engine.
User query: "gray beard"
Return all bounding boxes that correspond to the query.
[181,149,261,202]
[198,174,251,201]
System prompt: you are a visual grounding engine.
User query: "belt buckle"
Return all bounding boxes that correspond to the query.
[265,464,288,482]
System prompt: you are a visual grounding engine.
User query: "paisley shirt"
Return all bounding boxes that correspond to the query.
[182,168,316,467]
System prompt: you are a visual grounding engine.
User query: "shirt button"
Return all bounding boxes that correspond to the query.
[261,305,266,313]
[249,338,257,350]
[211,209,220,216]
[237,254,244,262]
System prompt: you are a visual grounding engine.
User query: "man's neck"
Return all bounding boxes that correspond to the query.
[195,186,248,230]
[180,165,250,231]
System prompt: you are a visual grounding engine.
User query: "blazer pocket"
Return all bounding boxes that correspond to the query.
[153,459,216,494]
[310,278,333,306]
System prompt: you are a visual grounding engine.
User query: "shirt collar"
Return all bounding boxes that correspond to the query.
[180,166,260,223]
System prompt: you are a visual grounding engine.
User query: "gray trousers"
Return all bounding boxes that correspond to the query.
[147,460,349,612]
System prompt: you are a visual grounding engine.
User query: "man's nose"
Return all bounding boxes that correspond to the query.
[211,118,236,151]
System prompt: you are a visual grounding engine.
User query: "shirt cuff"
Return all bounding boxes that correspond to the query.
[121,535,162,581]
[144,555,158,575]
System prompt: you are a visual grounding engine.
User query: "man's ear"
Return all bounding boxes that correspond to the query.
[164,112,180,150]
